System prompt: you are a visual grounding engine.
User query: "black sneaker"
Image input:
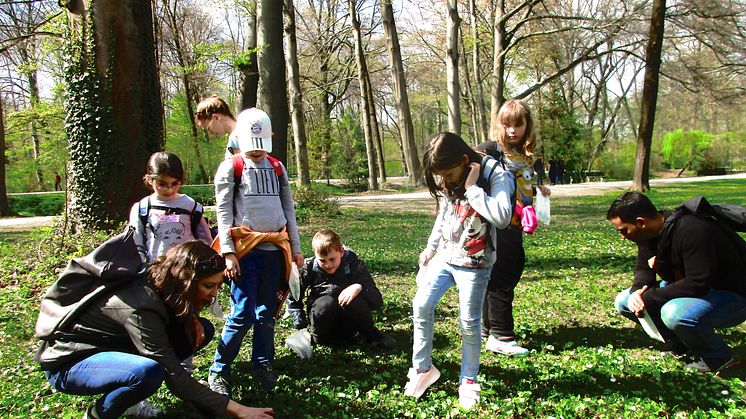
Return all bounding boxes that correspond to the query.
[254,364,278,390]
[660,341,689,360]
[208,373,231,397]
[371,332,397,350]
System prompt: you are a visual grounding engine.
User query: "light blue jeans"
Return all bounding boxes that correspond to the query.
[615,285,746,363]
[412,257,491,382]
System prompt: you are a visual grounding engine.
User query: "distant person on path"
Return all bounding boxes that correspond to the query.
[477,99,552,358]
[195,95,240,159]
[208,108,304,396]
[287,229,396,349]
[404,132,514,410]
[36,241,274,419]
[54,173,62,191]
[533,156,545,186]
[548,157,561,185]
[609,192,746,373]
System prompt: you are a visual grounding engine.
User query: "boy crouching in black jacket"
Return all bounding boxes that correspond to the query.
[287,229,396,349]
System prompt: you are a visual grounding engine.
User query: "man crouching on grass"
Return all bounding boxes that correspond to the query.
[608,192,746,373]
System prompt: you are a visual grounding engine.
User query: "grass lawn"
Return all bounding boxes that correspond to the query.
[1,179,746,418]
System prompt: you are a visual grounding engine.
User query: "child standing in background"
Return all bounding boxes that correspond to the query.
[479,99,551,357]
[404,132,514,410]
[195,95,241,159]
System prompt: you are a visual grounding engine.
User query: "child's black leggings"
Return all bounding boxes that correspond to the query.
[482,227,525,339]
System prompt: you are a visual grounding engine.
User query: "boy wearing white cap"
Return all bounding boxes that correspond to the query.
[208,108,304,395]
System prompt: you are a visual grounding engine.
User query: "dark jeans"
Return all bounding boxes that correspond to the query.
[45,318,213,419]
[210,249,283,376]
[482,227,525,339]
[309,294,381,345]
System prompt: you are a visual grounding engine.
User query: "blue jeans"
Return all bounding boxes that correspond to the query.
[210,249,283,376]
[615,286,746,362]
[45,352,164,419]
[411,257,491,382]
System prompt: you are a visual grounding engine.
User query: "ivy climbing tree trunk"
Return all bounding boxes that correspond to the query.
[0,99,10,216]
[240,1,259,110]
[63,0,163,230]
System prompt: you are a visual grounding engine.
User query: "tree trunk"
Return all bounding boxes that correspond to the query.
[64,0,163,230]
[446,0,461,135]
[162,0,208,183]
[366,76,386,183]
[0,98,11,216]
[240,2,259,110]
[22,52,45,190]
[489,0,507,131]
[469,0,488,144]
[633,0,666,192]
[283,0,310,186]
[349,0,378,191]
[256,0,289,165]
[381,0,422,185]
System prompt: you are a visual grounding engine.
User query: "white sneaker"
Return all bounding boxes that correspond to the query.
[123,400,161,418]
[458,378,481,410]
[403,365,441,398]
[485,336,529,356]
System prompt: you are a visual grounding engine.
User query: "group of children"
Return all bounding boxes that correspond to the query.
[127,96,544,412]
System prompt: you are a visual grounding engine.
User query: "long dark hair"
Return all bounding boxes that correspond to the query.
[422,132,482,200]
[148,241,225,317]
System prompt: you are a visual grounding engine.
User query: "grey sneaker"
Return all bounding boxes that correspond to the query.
[684,357,735,373]
[485,336,529,356]
[254,364,278,390]
[123,400,161,418]
[208,372,232,397]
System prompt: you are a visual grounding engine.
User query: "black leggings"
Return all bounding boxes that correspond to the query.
[482,227,525,339]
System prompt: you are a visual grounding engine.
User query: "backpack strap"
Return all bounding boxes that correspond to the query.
[266,155,285,179]
[231,154,245,221]
[138,197,155,236]
[190,201,204,239]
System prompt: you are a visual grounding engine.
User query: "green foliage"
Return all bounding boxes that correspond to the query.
[4,179,746,418]
[660,129,713,169]
[535,91,592,179]
[163,95,225,184]
[293,185,341,222]
[179,184,216,206]
[8,193,65,216]
[331,110,369,190]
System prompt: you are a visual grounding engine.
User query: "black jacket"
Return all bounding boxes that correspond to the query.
[632,212,746,308]
[287,249,383,328]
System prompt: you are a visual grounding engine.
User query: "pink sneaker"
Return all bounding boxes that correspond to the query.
[403,365,441,398]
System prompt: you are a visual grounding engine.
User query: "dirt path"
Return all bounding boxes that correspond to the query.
[2,173,744,231]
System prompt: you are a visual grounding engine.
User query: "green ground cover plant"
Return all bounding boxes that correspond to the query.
[1,179,745,418]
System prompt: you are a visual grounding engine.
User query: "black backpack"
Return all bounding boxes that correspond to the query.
[35,226,145,342]
[656,196,746,281]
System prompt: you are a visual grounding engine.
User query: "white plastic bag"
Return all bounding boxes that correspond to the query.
[535,189,551,225]
[288,263,301,301]
[286,328,313,359]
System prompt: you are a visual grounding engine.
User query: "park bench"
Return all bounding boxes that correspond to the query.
[584,171,605,182]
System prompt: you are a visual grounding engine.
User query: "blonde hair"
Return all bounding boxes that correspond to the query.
[492,99,536,157]
[195,95,234,122]
[312,229,343,256]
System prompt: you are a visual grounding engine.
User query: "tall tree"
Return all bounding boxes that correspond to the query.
[381,0,422,184]
[446,0,461,135]
[348,0,378,190]
[0,97,10,216]
[256,0,289,165]
[283,0,310,185]
[634,0,666,192]
[63,0,163,229]
[468,0,488,143]
[161,0,208,182]
[239,0,259,109]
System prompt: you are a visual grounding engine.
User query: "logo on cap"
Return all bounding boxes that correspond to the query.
[250,122,263,135]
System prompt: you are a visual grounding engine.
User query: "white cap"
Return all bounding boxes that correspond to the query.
[234,108,272,153]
